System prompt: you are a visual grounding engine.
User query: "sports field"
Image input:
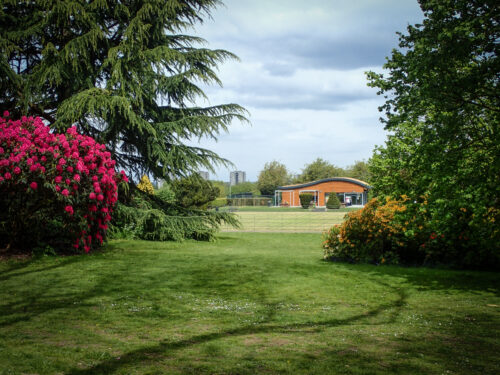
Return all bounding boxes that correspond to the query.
[221,210,347,232]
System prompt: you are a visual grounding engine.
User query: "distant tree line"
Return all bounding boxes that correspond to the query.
[256,158,371,196]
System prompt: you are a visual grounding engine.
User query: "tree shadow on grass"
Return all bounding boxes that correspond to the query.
[0,249,133,329]
[0,271,121,328]
[0,256,83,282]
[64,280,408,375]
[322,261,500,297]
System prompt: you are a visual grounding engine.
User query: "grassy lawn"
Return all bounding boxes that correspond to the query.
[0,233,499,374]
[221,211,348,232]
[218,206,360,213]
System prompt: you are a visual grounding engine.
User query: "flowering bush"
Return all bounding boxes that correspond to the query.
[323,197,426,265]
[137,174,155,195]
[0,113,127,253]
[323,195,500,269]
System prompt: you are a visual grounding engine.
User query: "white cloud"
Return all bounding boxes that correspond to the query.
[188,0,424,181]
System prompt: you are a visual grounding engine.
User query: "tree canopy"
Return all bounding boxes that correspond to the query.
[295,158,344,183]
[171,173,219,209]
[366,0,499,259]
[257,160,290,195]
[229,181,260,196]
[345,160,371,183]
[0,0,246,182]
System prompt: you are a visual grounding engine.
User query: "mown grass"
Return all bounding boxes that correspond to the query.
[218,206,360,213]
[0,233,499,374]
[221,211,348,232]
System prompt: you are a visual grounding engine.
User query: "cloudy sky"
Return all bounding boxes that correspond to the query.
[191,0,424,181]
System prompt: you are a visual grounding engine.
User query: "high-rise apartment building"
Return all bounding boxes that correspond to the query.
[198,171,209,180]
[230,170,246,185]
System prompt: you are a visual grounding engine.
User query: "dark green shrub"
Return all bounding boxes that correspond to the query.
[109,187,240,242]
[156,185,176,204]
[326,193,341,209]
[299,193,313,209]
[210,197,228,208]
[172,174,219,209]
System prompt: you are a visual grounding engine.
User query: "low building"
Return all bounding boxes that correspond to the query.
[275,177,371,207]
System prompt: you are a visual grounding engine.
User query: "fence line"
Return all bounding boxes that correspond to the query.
[221,211,345,233]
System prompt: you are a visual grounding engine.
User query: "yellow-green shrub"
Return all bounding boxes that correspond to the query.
[137,175,154,195]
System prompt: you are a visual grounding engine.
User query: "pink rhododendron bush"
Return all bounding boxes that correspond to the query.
[0,113,127,254]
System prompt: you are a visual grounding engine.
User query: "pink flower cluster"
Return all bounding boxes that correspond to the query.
[0,112,128,252]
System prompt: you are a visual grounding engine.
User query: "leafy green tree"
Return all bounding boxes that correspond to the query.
[156,184,176,204]
[0,0,246,181]
[366,0,499,265]
[171,174,219,209]
[229,181,260,196]
[210,180,229,197]
[296,158,344,183]
[257,161,290,195]
[345,160,371,183]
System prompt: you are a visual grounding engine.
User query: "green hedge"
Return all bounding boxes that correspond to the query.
[210,197,228,208]
[326,193,341,209]
[299,193,313,209]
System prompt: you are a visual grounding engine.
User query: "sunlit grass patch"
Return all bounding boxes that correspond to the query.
[0,233,498,374]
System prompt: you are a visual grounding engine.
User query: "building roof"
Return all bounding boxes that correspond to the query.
[277,177,372,190]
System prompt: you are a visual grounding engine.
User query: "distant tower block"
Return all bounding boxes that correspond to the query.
[198,171,209,180]
[230,170,246,185]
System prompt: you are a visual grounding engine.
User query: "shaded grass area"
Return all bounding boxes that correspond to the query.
[0,233,499,374]
[221,211,347,232]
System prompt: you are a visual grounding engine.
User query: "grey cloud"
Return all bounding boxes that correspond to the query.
[237,93,372,112]
[213,31,398,71]
[262,61,296,77]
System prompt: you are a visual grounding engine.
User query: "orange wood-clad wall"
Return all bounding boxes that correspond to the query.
[280,180,366,207]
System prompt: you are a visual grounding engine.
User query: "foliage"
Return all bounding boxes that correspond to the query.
[109,187,240,242]
[211,180,229,197]
[136,209,219,241]
[137,175,155,195]
[229,181,260,196]
[295,158,344,183]
[323,198,412,264]
[365,0,499,262]
[155,184,176,205]
[299,193,313,209]
[0,0,247,181]
[323,197,500,269]
[210,197,228,208]
[257,160,290,195]
[326,193,341,209]
[0,114,126,253]
[345,160,371,183]
[171,173,220,209]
